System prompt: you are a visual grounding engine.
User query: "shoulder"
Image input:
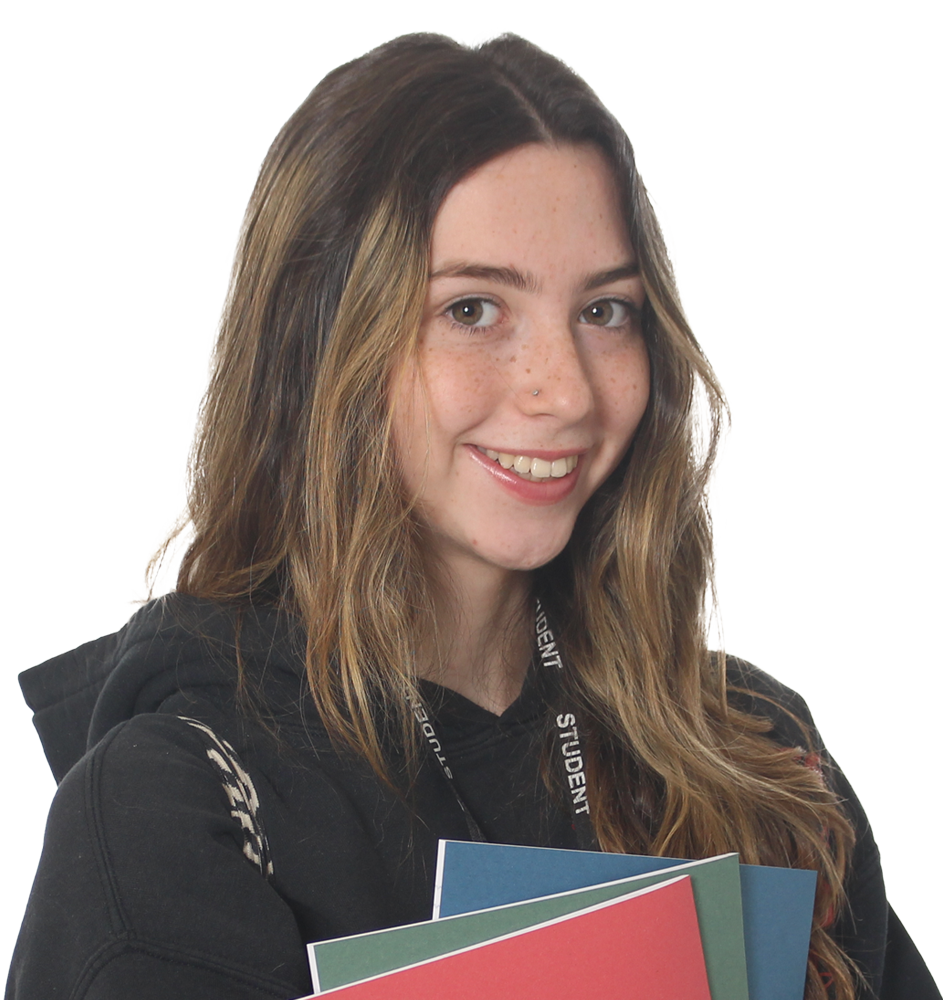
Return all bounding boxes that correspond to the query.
[43,714,277,928]
[723,655,812,718]
[56,710,232,791]
[58,712,305,893]
[723,655,822,753]
[10,714,310,999]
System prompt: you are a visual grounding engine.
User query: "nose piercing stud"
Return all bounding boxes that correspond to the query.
[532,389,540,396]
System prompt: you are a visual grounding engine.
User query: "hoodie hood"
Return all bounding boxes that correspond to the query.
[19,594,307,783]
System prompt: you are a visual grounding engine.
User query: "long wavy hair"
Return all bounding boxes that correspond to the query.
[173,34,857,999]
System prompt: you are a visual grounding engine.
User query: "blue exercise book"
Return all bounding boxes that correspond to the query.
[434,840,817,1000]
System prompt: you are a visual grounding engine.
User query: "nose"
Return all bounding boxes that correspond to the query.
[514,322,594,423]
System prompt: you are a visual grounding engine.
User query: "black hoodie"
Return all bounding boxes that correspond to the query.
[6,594,939,999]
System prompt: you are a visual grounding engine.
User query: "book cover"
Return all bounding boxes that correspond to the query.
[309,851,746,999]
[299,875,710,1000]
[435,839,816,1000]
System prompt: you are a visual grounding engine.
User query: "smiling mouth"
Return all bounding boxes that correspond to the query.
[477,447,580,482]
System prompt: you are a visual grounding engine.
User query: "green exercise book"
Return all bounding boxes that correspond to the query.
[307,852,748,1000]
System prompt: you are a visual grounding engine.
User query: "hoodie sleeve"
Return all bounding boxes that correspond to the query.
[6,714,312,1000]
[726,658,941,1000]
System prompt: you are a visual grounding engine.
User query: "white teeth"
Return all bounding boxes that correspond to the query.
[484,449,514,469]
[480,448,579,481]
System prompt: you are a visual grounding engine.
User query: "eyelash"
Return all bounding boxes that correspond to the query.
[442,296,640,332]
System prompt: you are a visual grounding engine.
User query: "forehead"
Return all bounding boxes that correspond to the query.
[430,143,632,272]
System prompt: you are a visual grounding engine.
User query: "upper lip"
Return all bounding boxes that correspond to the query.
[474,445,586,460]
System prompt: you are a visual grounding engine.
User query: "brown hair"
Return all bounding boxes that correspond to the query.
[173,34,856,998]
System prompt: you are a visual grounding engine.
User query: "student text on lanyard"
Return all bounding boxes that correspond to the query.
[412,598,597,851]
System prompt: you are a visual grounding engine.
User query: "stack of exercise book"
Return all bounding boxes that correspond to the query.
[295,840,818,1000]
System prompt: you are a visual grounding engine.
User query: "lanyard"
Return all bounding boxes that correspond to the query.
[412,599,597,851]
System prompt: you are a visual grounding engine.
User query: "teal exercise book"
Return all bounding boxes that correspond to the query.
[433,840,817,1000]
[308,853,746,1000]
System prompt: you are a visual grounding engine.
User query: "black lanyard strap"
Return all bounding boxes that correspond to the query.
[411,697,487,842]
[414,599,598,851]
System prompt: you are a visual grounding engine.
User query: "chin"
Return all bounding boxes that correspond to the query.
[476,536,572,574]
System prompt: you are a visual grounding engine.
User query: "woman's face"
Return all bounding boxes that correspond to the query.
[391,143,650,579]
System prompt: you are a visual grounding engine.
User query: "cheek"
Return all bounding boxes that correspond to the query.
[419,345,502,434]
[389,347,501,494]
[598,340,651,446]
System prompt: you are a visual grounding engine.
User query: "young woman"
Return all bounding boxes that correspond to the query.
[8,33,938,1000]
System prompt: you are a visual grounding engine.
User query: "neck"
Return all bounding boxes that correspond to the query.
[418,558,534,716]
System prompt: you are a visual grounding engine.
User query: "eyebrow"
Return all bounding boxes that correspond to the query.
[429,261,640,293]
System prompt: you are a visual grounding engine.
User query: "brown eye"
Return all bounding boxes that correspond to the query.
[584,301,614,325]
[447,298,499,327]
[579,299,634,327]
